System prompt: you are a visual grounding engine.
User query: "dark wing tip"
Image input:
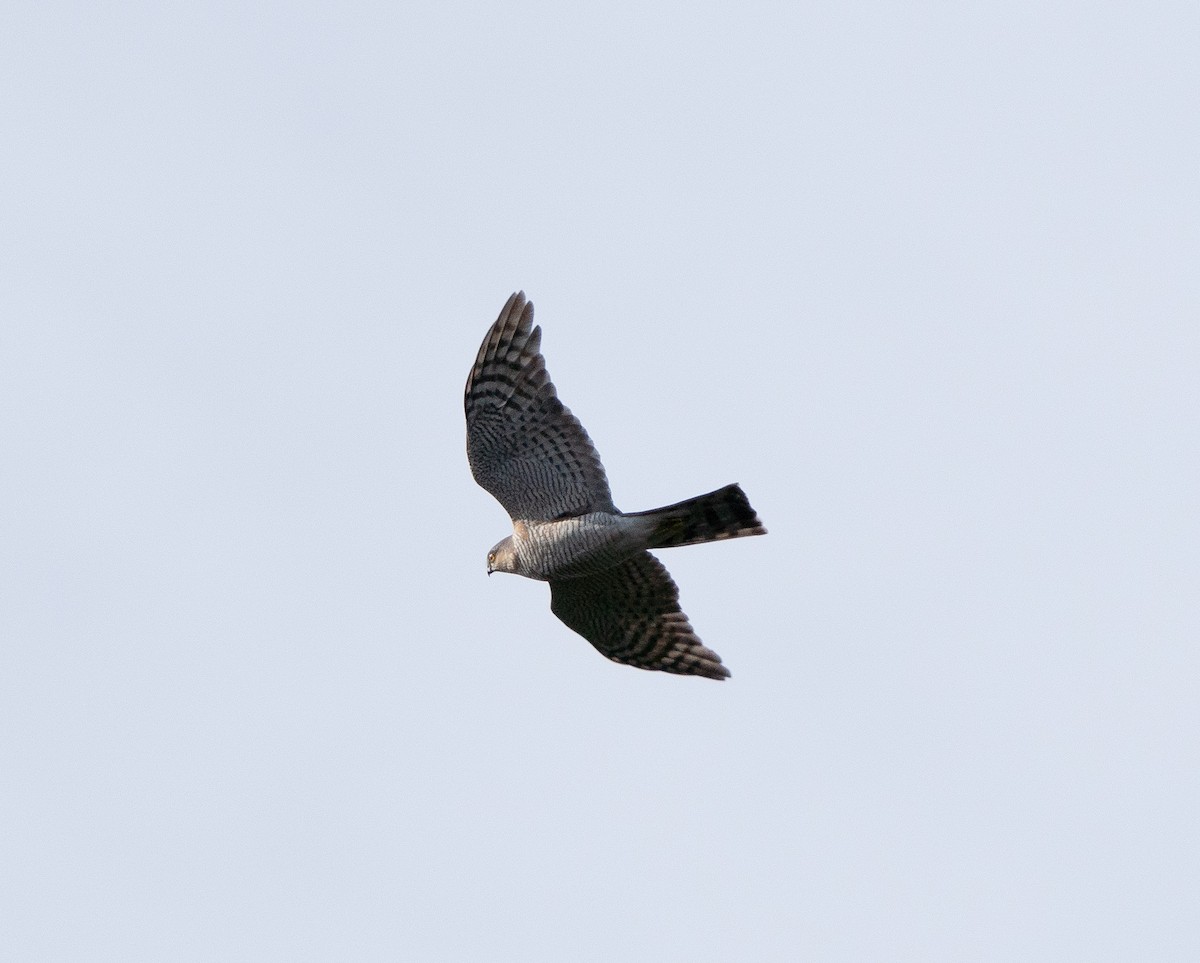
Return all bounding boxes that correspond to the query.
[679,645,732,680]
[507,290,533,323]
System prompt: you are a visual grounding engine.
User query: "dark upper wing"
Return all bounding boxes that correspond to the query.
[549,552,730,680]
[465,292,616,521]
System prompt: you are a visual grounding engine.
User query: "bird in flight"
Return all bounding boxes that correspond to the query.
[464,292,766,680]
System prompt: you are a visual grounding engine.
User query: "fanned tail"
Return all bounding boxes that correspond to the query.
[630,483,767,550]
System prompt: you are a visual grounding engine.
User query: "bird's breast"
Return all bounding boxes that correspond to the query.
[516,514,643,580]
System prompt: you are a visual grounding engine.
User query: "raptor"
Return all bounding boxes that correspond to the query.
[465,292,766,679]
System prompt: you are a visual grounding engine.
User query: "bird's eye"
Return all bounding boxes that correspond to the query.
[487,552,495,564]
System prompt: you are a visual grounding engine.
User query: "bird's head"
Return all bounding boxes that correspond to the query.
[486,536,519,576]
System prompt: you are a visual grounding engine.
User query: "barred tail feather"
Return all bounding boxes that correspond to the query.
[632,483,767,550]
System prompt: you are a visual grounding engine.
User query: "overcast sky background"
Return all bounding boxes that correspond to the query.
[2,2,1197,960]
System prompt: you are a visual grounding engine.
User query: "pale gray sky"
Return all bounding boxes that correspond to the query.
[2,2,1197,960]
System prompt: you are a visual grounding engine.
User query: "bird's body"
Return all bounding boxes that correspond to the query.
[465,292,765,680]
[489,513,640,581]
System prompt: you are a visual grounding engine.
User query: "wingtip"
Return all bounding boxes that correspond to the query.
[692,651,732,680]
[509,290,534,327]
[501,290,530,317]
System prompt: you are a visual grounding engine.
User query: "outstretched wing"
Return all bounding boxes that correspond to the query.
[549,552,731,680]
[465,292,616,521]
